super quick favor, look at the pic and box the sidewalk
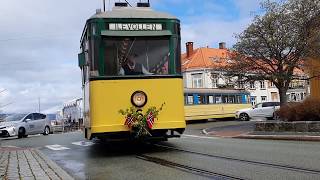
[0,146,73,180]
[236,131,320,141]
[203,121,320,141]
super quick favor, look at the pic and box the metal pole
[38,97,41,113]
[103,0,106,12]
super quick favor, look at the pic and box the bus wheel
[239,113,249,121]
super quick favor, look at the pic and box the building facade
[182,42,310,105]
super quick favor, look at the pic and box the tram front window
[101,37,172,76]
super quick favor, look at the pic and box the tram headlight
[131,91,147,108]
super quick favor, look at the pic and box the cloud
[181,17,252,50]
[0,0,262,113]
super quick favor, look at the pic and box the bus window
[187,96,193,105]
[215,95,222,104]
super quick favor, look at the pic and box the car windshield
[5,114,27,122]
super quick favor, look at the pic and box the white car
[235,102,280,121]
[0,113,51,138]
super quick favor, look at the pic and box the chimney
[219,42,226,49]
[186,42,194,57]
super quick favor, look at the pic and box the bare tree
[228,0,320,105]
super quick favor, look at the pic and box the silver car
[235,102,280,121]
[0,113,51,138]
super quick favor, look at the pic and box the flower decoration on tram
[119,103,165,138]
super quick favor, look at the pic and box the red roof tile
[181,47,229,71]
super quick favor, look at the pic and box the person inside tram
[119,54,152,75]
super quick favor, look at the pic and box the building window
[261,96,267,102]
[260,81,265,89]
[192,74,203,88]
[212,78,218,88]
[270,81,276,88]
[250,81,255,89]
[251,96,256,106]
[238,81,244,89]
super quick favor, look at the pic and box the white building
[181,42,310,105]
[62,98,83,124]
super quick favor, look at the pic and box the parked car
[0,113,51,138]
[235,102,280,121]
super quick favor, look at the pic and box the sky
[0,0,264,113]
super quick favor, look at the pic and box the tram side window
[91,38,99,76]
[222,95,228,103]
[215,95,222,104]
[198,95,205,104]
[187,96,194,105]
[173,37,181,74]
[208,95,215,104]
[236,95,242,104]
[228,95,235,104]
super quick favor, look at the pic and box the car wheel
[43,126,50,135]
[239,113,249,121]
[18,128,26,139]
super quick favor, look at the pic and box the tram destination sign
[109,23,162,31]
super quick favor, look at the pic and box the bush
[276,98,320,121]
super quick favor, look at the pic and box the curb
[234,135,320,142]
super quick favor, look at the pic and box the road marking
[182,134,220,140]
[71,141,94,147]
[45,144,70,151]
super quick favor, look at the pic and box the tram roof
[89,7,177,20]
[184,88,250,95]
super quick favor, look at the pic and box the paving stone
[0,149,73,180]
[21,176,36,180]
[35,175,50,180]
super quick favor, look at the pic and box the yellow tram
[78,2,186,140]
[184,88,251,121]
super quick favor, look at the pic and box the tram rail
[136,154,247,180]
[151,143,320,175]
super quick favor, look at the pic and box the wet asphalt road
[1,121,320,180]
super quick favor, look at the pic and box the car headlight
[131,91,147,108]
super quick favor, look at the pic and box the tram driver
[119,54,152,75]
